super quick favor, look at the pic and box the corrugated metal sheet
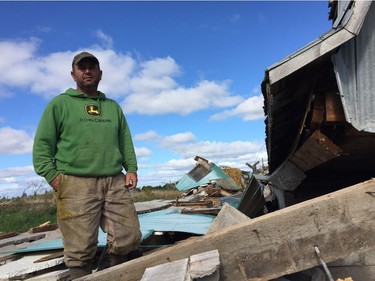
[332,3,375,132]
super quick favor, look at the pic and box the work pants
[54,173,141,268]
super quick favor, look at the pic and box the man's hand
[125,172,138,190]
[49,174,61,191]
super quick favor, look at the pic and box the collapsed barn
[262,0,375,208]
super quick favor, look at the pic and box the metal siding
[356,2,375,132]
[333,0,352,28]
[332,3,375,133]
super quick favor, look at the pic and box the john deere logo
[85,104,101,116]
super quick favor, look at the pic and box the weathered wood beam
[269,160,306,191]
[0,232,17,240]
[79,179,375,281]
[290,130,343,172]
[28,224,58,234]
[0,233,45,248]
[140,258,189,281]
[310,93,325,132]
[325,91,345,123]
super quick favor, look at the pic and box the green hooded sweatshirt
[33,88,137,183]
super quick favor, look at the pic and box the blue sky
[0,1,332,198]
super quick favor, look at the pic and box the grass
[0,194,57,233]
[0,186,183,234]
[131,189,183,202]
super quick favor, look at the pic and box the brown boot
[97,244,128,271]
[97,244,143,271]
[69,265,92,280]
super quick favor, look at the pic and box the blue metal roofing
[138,208,214,235]
[2,209,215,254]
[176,162,240,191]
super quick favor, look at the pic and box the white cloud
[137,158,197,187]
[135,131,196,146]
[135,130,266,167]
[95,29,113,49]
[0,165,35,178]
[123,80,244,115]
[0,32,268,195]
[164,132,196,144]
[133,130,267,187]
[95,49,136,97]
[0,127,34,154]
[0,36,247,117]
[136,146,268,188]
[209,94,264,121]
[134,130,161,141]
[0,179,49,198]
[135,146,152,157]
[0,166,44,198]
[171,140,265,161]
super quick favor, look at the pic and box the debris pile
[0,155,267,280]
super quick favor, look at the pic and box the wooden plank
[27,268,70,281]
[141,250,220,281]
[134,200,172,214]
[180,208,220,215]
[268,0,371,84]
[174,201,213,208]
[0,253,22,264]
[189,249,220,281]
[269,160,306,191]
[0,253,64,280]
[0,233,46,248]
[344,0,372,35]
[0,232,18,240]
[207,203,250,234]
[140,258,189,281]
[29,224,58,234]
[268,28,354,84]
[78,179,375,281]
[34,251,64,263]
[310,93,325,132]
[325,91,345,123]
[290,130,343,172]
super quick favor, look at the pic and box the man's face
[71,59,102,90]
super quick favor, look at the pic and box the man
[33,52,142,279]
